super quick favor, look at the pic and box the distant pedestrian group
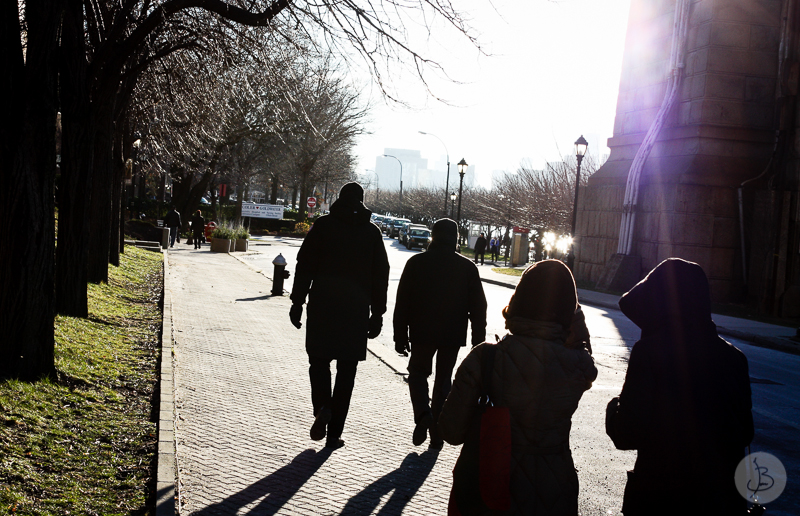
[287,182,754,515]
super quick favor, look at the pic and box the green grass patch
[0,246,163,515]
[491,267,523,277]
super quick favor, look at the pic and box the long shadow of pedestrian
[339,450,440,515]
[190,448,332,515]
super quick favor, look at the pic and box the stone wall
[576,0,781,301]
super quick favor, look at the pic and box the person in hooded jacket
[439,259,597,515]
[394,218,487,449]
[605,258,753,515]
[289,182,390,449]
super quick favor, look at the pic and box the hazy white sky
[351,0,632,188]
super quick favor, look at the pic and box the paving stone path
[168,246,460,515]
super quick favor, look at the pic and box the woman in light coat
[439,260,597,515]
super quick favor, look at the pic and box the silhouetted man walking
[394,218,487,448]
[289,182,390,449]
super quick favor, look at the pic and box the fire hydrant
[271,254,290,295]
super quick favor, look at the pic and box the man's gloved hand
[367,314,382,339]
[395,339,410,357]
[289,304,303,329]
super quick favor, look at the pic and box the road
[243,234,798,515]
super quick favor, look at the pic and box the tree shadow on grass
[338,450,440,515]
[190,448,331,515]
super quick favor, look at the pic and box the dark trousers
[474,252,485,265]
[490,247,499,262]
[308,356,358,440]
[407,344,460,441]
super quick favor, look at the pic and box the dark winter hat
[338,182,364,203]
[431,218,458,249]
[502,259,577,328]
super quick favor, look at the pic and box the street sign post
[307,197,316,208]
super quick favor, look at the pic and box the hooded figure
[393,218,487,448]
[606,258,753,515]
[289,182,390,449]
[439,260,597,515]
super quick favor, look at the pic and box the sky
[350,0,632,188]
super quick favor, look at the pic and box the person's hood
[618,257,714,336]
[428,218,458,252]
[329,182,371,224]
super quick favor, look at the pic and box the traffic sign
[307,197,317,208]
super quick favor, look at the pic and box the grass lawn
[0,246,163,515]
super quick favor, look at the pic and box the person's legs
[169,227,177,247]
[326,359,358,442]
[407,344,436,422]
[308,356,332,417]
[429,346,460,446]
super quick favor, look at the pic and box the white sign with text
[241,204,285,220]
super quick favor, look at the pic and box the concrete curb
[480,276,800,356]
[156,251,176,515]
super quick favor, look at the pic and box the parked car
[380,216,395,235]
[372,214,387,228]
[389,218,411,238]
[406,227,431,250]
[399,223,427,246]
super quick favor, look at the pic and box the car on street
[388,218,411,238]
[380,216,395,235]
[399,222,426,246]
[372,214,387,228]
[406,226,431,250]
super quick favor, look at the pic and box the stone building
[576,0,800,316]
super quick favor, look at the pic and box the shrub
[210,226,235,239]
[233,226,250,240]
[293,222,311,236]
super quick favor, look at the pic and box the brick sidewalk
[168,245,459,515]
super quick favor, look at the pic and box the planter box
[235,239,248,252]
[210,238,232,253]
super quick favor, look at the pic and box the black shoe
[413,412,433,446]
[325,438,345,449]
[310,407,332,441]
[428,438,444,450]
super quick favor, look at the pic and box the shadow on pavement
[190,448,331,515]
[338,450,440,515]
[235,295,274,302]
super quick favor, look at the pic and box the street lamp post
[450,192,456,218]
[383,154,403,204]
[568,135,589,272]
[456,158,468,247]
[419,131,450,216]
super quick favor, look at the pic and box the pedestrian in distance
[605,258,753,516]
[439,259,597,515]
[191,210,205,249]
[489,235,500,263]
[289,182,390,450]
[164,205,182,248]
[393,218,487,449]
[474,232,487,265]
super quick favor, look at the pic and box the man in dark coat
[190,210,205,249]
[605,258,753,515]
[289,182,390,449]
[164,206,182,248]
[473,232,487,265]
[394,218,487,448]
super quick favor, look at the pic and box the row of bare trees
[1,0,478,380]
[365,153,605,239]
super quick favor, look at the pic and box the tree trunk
[87,105,115,283]
[0,0,62,380]
[270,175,279,204]
[55,0,93,317]
[109,130,124,267]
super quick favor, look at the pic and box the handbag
[449,344,512,515]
